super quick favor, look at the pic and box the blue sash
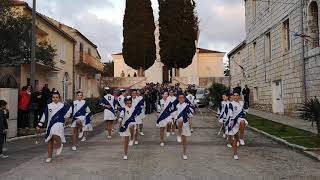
[157,102,173,124]
[171,98,179,113]
[71,103,88,123]
[45,105,68,139]
[85,112,92,125]
[119,109,138,133]
[100,97,115,114]
[134,99,144,116]
[176,105,192,123]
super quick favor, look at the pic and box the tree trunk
[138,67,144,77]
[316,118,320,136]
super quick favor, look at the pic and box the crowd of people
[18,84,55,130]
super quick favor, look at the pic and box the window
[265,32,271,61]
[88,48,91,56]
[308,1,319,48]
[253,87,259,101]
[237,52,241,74]
[282,19,290,52]
[252,0,257,20]
[252,42,257,68]
[59,42,66,62]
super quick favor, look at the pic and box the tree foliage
[209,83,229,108]
[0,0,56,67]
[122,0,156,71]
[102,61,114,77]
[158,0,199,68]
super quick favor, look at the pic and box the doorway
[272,80,284,114]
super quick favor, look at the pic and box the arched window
[308,1,319,48]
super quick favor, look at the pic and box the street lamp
[30,0,36,92]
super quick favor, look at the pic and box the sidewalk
[249,109,317,134]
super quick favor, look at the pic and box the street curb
[207,108,320,161]
[7,112,103,142]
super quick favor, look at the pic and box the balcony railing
[75,51,104,72]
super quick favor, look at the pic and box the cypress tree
[158,0,199,69]
[122,0,156,75]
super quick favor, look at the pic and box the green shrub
[208,83,229,108]
[298,97,320,135]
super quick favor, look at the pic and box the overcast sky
[25,0,246,62]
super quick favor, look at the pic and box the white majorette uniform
[132,96,144,125]
[119,105,137,137]
[174,102,193,136]
[38,102,69,143]
[217,101,232,124]
[186,94,196,113]
[117,94,126,110]
[157,98,173,127]
[169,96,178,120]
[225,101,249,136]
[68,100,91,129]
[100,94,117,121]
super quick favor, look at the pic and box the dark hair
[52,90,61,98]
[0,100,7,107]
[22,86,28,91]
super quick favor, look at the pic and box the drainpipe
[72,44,75,98]
[301,0,307,102]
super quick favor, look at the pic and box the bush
[298,97,320,135]
[85,97,104,115]
[208,83,229,108]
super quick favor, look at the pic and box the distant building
[112,22,226,88]
[228,0,320,115]
[1,1,76,100]
[44,17,104,98]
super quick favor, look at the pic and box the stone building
[228,0,320,115]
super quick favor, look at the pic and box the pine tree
[158,0,199,69]
[122,0,156,75]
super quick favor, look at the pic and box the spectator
[233,83,242,95]
[242,85,251,107]
[18,86,31,129]
[0,100,9,159]
[42,84,52,104]
[31,85,44,128]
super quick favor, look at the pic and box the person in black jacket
[0,100,9,159]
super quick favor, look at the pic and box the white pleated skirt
[45,122,66,143]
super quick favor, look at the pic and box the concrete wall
[0,88,18,138]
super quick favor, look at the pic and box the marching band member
[37,91,69,163]
[156,91,173,147]
[129,89,144,145]
[117,89,127,110]
[174,93,193,160]
[186,90,196,133]
[168,90,178,136]
[137,90,146,136]
[217,91,231,139]
[68,90,91,151]
[99,87,118,139]
[225,92,249,160]
[119,96,137,160]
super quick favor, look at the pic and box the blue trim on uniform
[176,105,193,123]
[157,102,173,124]
[99,97,115,114]
[70,103,88,123]
[45,105,69,139]
[119,108,138,133]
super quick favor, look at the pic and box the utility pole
[30,0,36,91]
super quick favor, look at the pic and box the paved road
[1,109,320,180]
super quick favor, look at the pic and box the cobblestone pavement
[0,109,320,180]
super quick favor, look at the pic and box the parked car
[195,88,208,107]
